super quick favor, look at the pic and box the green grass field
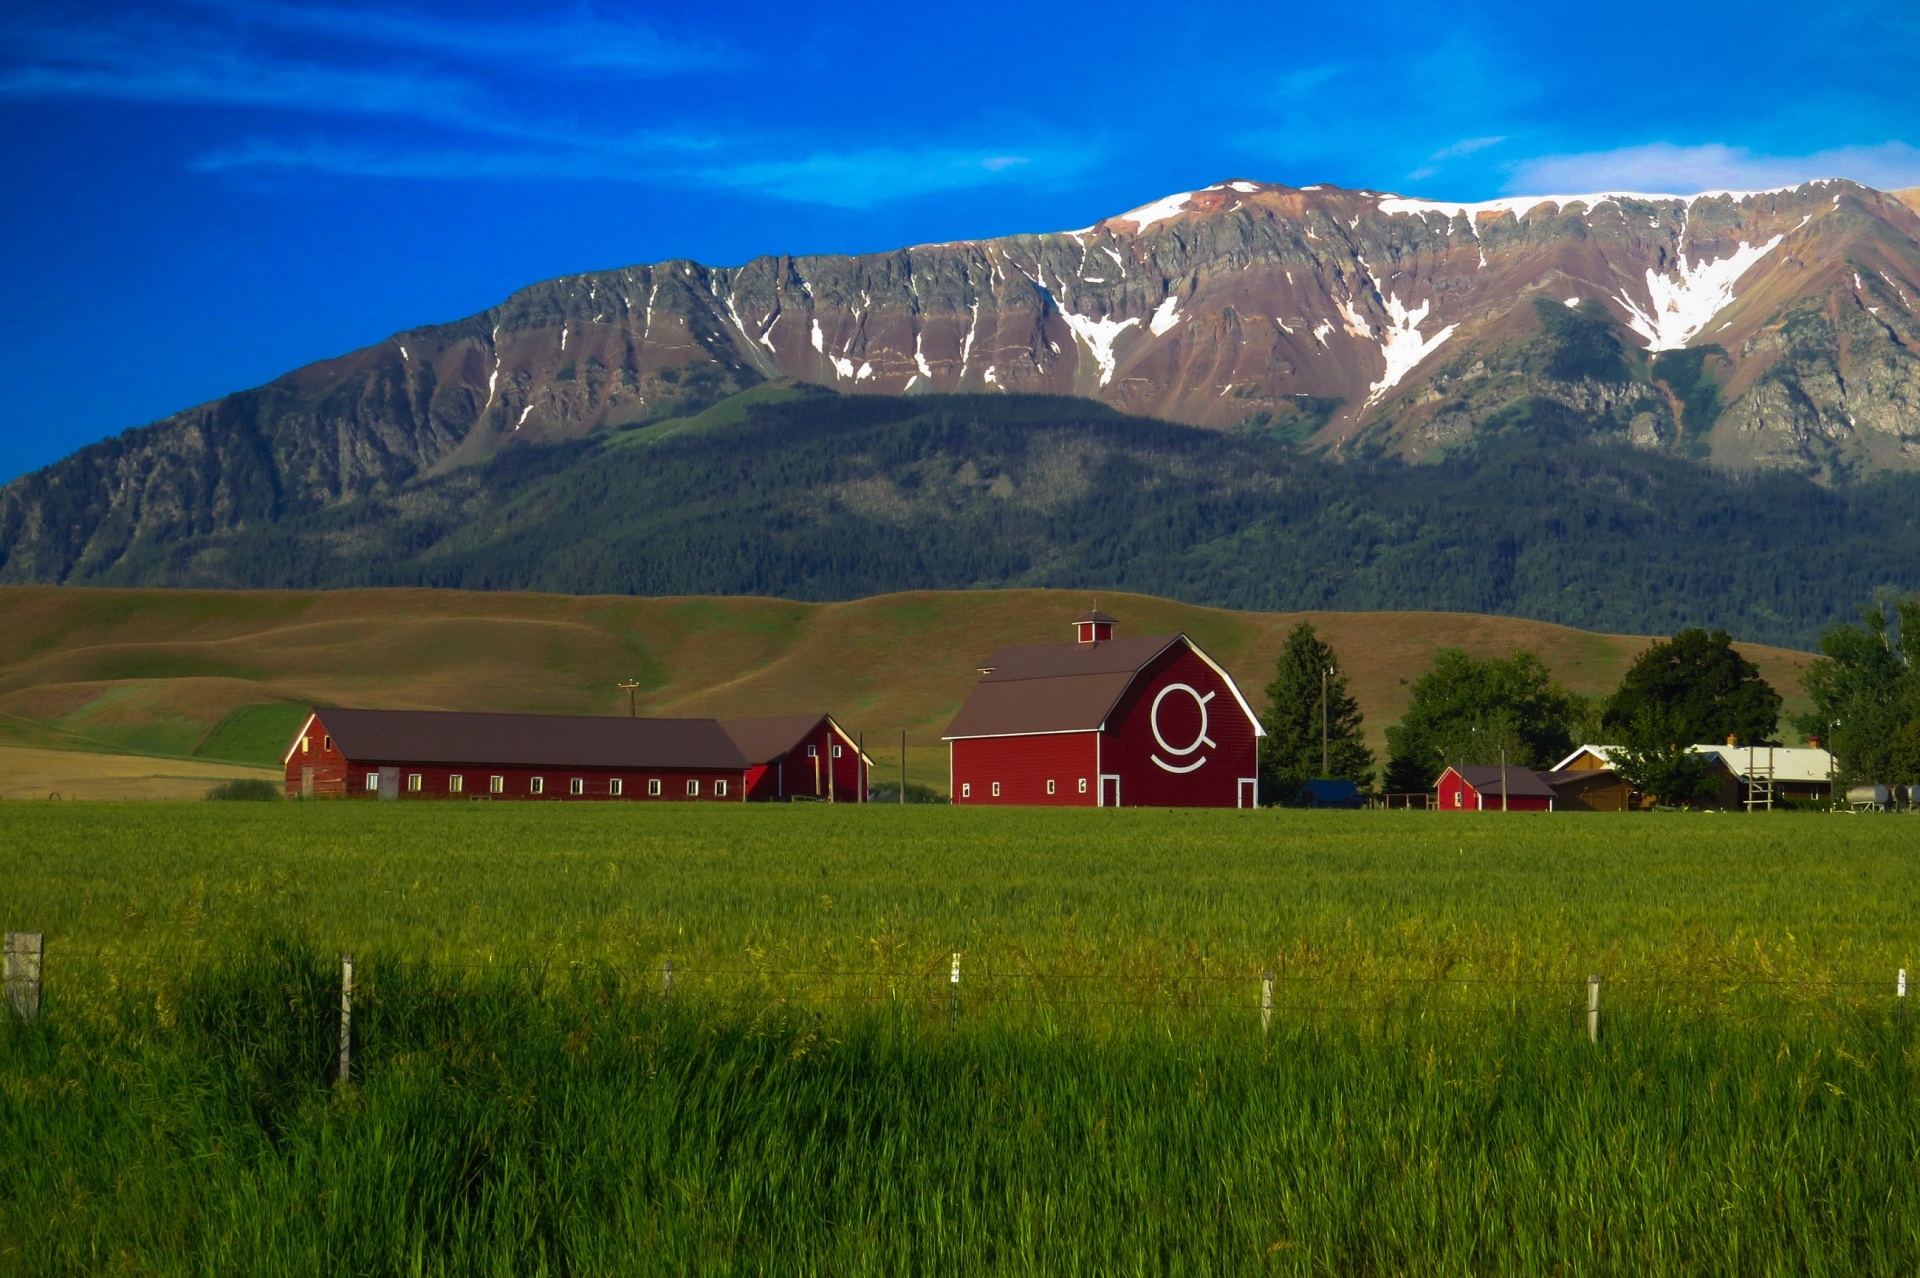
[7,804,1920,1273]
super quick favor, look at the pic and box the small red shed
[1436,765,1557,812]
[944,611,1263,808]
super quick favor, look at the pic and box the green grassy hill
[0,585,1818,790]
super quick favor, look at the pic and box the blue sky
[3,0,1918,482]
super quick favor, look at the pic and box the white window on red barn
[365,773,378,790]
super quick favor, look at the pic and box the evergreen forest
[52,390,1920,649]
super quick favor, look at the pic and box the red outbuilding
[1436,765,1557,812]
[283,707,868,801]
[944,611,1264,808]
[722,714,870,801]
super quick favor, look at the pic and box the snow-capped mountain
[5,178,1920,586]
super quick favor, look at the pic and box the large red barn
[283,708,869,801]
[944,611,1263,808]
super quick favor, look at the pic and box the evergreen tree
[1384,649,1586,792]
[1601,628,1781,746]
[1258,622,1373,803]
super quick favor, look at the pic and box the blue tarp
[1296,779,1363,808]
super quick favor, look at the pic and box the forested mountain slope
[13,390,1917,649]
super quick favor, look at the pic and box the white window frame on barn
[407,774,421,793]
[1078,778,1088,794]
[1047,780,1056,795]
[365,772,378,791]
[450,774,464,794]
[530,777,544,795]
[961,783,971,798]
[715,780,728,797]
[569,778,584,796]
[686,779,700,796]
[992,781,1001,797]
[833,745,843,758]
[610,778,623,797]
[490,775,504,794]
[323,736,332,752]
[648,779,662,796]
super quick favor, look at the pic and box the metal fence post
[1261,970,1274,1035]
[1586,974,1600,1044]
[337,953,354,1085]
[5,933,42,1023]
[949,952,961,1029]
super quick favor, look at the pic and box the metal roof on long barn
[311,708,750,770]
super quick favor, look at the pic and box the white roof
[1551,743,1834,783]
[1552,745,1620,771]
[1693,745,1835,783]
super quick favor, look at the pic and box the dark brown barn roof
[1541,767,1623,790]
[946,634,1189,739]
[311,708,749,770]
[720,714,828,765]
[1449,765,1558,799]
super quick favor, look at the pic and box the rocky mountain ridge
[5,178,1920,584]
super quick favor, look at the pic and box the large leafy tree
[1258,622,1374,803]
[1796,597,1920,784]
[1383,649,1587,792]
[1601,628,1781,746]
[1607,707,1725,807]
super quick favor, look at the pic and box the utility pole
[1501,747,1509,813]
[1320,666,1332,777]
[618,679,641,717]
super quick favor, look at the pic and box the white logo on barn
[1150,683,1215,773]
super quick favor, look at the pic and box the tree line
[1257,593,1920,805]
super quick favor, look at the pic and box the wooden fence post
[949,952,960,1029]
[337,953,354,1085]
[5,933,42,1023]
[1586,974,1600,1044]
[1261,970,1273,1035]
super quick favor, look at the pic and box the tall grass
[6,938,1920,1275]
[8,804,1920,1271]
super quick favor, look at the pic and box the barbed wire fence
[9,929,1916,1084]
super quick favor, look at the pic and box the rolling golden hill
[0,586,1818,792]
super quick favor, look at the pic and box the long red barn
[944,611,1264,808]
[284,708,868,801]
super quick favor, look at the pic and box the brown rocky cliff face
[6,179,1920,582]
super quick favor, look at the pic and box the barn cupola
[1073,609,1118,645]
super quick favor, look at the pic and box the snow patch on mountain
[1116,191,1194,231]
[1617,234,1785,351]
[1059,310,1141,386]
[811,319,826,353]
[1149,296,1183,336]
[1366,296,1458,406]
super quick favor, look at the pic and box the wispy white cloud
[1431,135,1505,161]
[191,0,728,76]
[1503,141,1920,194]
[0,18,491,124]
[191,137,1088,208]
[0,7,1085,207]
